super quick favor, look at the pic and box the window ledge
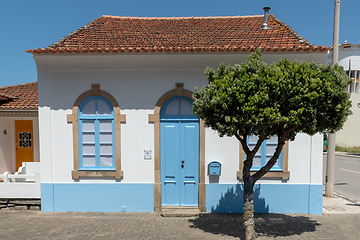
[237,170,290,180]
[72,170,123,179]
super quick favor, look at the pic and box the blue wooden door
[160,97,199,206]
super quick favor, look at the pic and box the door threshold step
[161,207,201,217]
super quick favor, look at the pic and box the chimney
[262,7,271,29]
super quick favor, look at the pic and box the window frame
[78,96,116,171]
[67,84,126,179]
[237,139,289,180]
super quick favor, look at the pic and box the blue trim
[206,184,323,214]
[41,183,154,212]
[78,96,116,170]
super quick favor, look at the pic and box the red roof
[0,82,38,110]
[27,14,329,54]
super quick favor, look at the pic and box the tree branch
[251,140,285,184]
[251,125,298,184]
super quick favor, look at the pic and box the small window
[78,97,115,170]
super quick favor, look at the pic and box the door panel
[15,120,34,171]
[180,123,199,206]
[161,123,179,205]
[161,121,199,206]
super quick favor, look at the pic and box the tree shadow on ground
[189,184,320,239]
[189,213,320,240]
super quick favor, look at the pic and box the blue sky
[1,0,359,87]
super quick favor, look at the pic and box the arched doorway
[160,96,199,206]
[149,83,206,212]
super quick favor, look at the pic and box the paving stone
[0,211,358,239]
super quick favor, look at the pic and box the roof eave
[26,46,331,54]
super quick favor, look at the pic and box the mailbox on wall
[208,161,221,176]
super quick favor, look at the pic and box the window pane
[100,144,112,155]
[82,99,96,115]
[99,121,112,132]
[165,99,179,115]
[249,144,261,154]
[83,144,95,155]
[266,144,277,155]
[267,136,278,143]
[253,156,261,167]
[82,121,95,132]
[100,132,112,143]
[180,100,193,115]
[97,99,112,115]
[83,133,95,143]
[266,156,279,167]
[83,156,96,167]
[100,156,113,167]
[248,135,258,143]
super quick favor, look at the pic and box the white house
[328,42,360,148]
[0,82,40,199]
[27,12,329,214]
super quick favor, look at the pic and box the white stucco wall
[336,93,360,147]
[0,117,39,173]
[35,51,327,184]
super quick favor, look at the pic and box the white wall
[0,117,39,173]
[35,52,327,184]
[287,133,323,184]
[337,93,360,147]
[328,47,360,71]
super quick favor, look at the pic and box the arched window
[78,96,115,170]
[160,96,198,120]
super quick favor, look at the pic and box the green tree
[193,50,352,240]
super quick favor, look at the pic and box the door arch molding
[149,83,206,212]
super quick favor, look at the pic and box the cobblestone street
[0,210,359,240]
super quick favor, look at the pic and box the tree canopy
[193,50,352,146]
[192,50,352,240]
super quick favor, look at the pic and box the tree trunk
[243,175,256,240]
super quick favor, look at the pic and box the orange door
[15,120,34,171]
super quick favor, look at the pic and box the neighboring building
[328,42,360,147]
[0,82,39,173]
[0,82,40,199]
[27,12,329,214]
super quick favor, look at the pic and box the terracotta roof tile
[27,14,330,54]
[0,82,38,110]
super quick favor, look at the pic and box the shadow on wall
[211,184,269,213]
[189,213,320,240]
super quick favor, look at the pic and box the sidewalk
[0,194,359,240]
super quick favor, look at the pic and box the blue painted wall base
[41,182,322,214]
[206,184,323,214]
[41,183,154,212]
